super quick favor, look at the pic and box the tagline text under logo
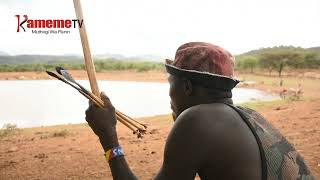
[32,30,71,35]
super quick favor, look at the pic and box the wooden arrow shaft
[73,0,100,97]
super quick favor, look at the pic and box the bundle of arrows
[46,67,147,138]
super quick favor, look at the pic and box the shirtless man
[85,42,314,180]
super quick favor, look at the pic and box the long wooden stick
[73,0,100,97]
[72,1,146,138]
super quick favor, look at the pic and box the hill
[0,54,165,64]
[238,46,320,57]
[0,55,82,64]
[308,47,320,52]
[0,51,9,56]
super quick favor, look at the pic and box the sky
[0,0,319,57]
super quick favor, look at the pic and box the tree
[235,56,259,73]
[259,50,303,77]
[303,52,320,68]
[242,56,259,73]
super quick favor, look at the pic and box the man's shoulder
[178,103,241,123]
[165,103,236,156]
[173,103,243,135]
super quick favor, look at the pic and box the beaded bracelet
[105,146,124,161]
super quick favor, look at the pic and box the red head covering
[165,42,239,90]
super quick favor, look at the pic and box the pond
[0,80,278,128]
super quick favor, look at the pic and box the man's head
[165,42,239,120]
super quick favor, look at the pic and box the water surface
[0,80,278,128]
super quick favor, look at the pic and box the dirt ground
[0,71,319,179]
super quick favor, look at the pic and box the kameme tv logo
[15,15,83,34]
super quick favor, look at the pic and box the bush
[0,123,18,138]
[52,129,70,137]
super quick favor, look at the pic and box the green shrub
[0,123,18,138]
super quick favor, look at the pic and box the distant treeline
[0,55,82,64]
[0,46,319,76]
[235,46,320,77]
[0,59,164,72]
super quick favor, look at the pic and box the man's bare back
[157,102,262,179]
